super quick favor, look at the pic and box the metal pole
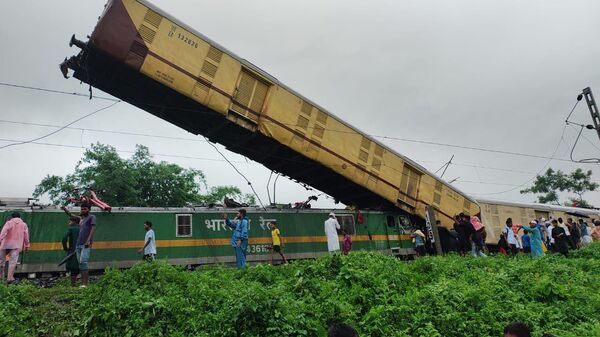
[440,155,454,179]
[582,87,600,142]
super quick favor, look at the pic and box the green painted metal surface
[0,208,413,272]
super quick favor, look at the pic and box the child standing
[342,229,352,255]
[270,222,288,264]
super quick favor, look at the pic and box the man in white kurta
[324,213,341,253]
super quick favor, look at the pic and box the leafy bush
[1,244,599,337]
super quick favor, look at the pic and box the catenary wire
[0,118,570,175]
[469,121,569,196]
[0,100,120,150]
[0,82,119,102]
[0,81,583,163]
[4,82,598,196]
[203,136,266,210]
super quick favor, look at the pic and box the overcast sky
[1,0,600,208]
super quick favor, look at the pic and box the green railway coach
[0,207,414,274]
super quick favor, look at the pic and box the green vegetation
[2,245,600,337]
[520,167,598,207]
[32,143,255,207]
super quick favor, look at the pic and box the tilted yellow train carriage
[61,0,480,228]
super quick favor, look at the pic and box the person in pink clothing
[0,212,30,283]
[341,229,352,255]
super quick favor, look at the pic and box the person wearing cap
[324,213,341,254]
[519,220,544,257]
[0,212,30,283]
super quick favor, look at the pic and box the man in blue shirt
[224,209,249,269]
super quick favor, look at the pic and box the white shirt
[547,225,555,244]
[144,229,156,255]
[503,226,517,245]
[558,222,571,236]
[324,218,341,252]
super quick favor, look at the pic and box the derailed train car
[1,207,413,274]
[478,198,600,244]
[61,0,480,230]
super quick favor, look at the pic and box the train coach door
[386,215,402,255]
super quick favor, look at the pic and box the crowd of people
[412,212,600,257]
[498,216,600,257]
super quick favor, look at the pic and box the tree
[520,168,598,208]
[567,168,599,207]
[33,143,252,207]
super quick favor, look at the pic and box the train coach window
[386,215,396,227]
[176,214,192,237]
[337,215,356,235]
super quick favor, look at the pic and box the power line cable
[471,117,570,196]
[0,137,248,164]
[564,94,600,163]
[203,136,266,209]
[0,118,567,175]
[0,82,119,102]
[0,119,206,143]
[5,82,599,195]
[0,81,583,163]
[0,101,120,151]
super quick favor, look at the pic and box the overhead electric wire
[0,119,206,143]
[470,113,571,196]
[0,100,120,150]
[203,136,266,210]
[0,118,558,175]
[0,81,583,164]
[568,124,600,164]
[0,82,119,102]
[564,95,600,163]
[3,116,582,183]
[0,137,247,164]
[4,81,598,197]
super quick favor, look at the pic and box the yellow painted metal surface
[118,0,480,225]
